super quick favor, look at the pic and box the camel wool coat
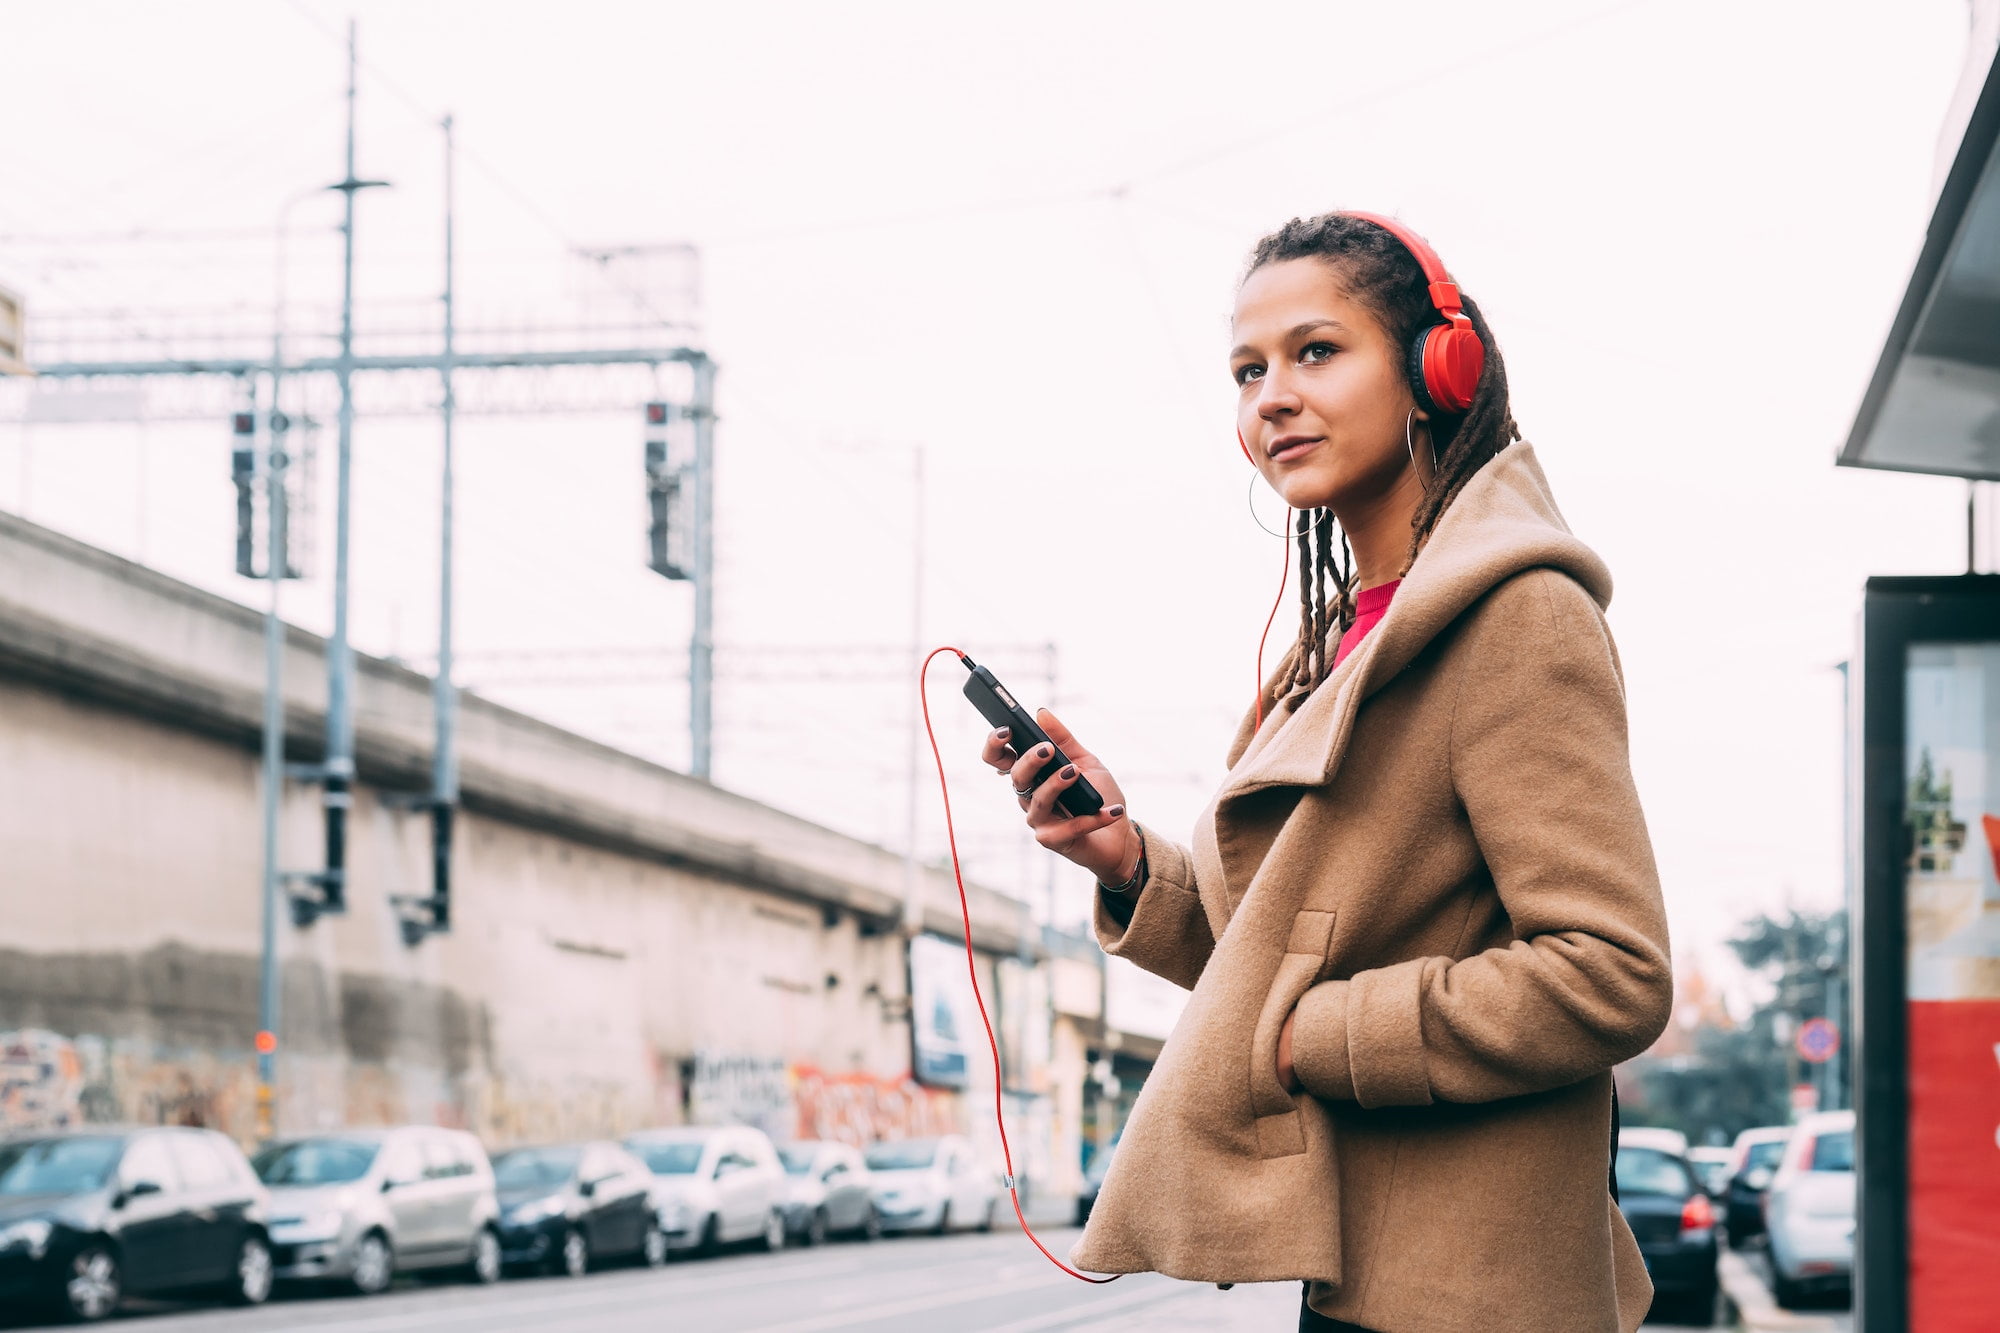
[1070,442,1673,1333]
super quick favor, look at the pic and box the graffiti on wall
[0,1029,85,1131]
[0,1029,247,1135]
[790,1064,958,1146]
[688,1050,792,1139]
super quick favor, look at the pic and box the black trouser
[1298,1284,1374,1332]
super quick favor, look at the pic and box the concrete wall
[0,511,1092,1189]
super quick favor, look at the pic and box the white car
[1619,1126,1691,1158]
[623,1126,787,1256]
[864,1135,1000,1235]
[1762,1110,1854,1308]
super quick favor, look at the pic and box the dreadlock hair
[1246,212,1521,705]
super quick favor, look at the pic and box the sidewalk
[1719,1250,1851,1333]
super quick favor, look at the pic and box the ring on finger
[1012,786,1034,799]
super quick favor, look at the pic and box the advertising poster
[1902,643,2000,1330]
[908,933,980,1091]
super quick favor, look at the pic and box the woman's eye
[1300,341,1337,365]
[1233,364,1264,386]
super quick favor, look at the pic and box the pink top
[1333,579,1401,668]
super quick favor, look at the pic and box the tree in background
[1623,908,1848,1147]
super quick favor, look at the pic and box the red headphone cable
[916,644,1120,1284]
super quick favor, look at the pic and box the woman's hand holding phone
[980,708,1137,886]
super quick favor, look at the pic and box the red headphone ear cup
[1418,324,1484,414]
[1237,429,1253,463]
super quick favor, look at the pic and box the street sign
[1797,1016,1840,1064]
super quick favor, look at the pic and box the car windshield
[1615,1147,1692,1198]
[1743,1139,1787,1173]
[864,1140,937,1171]
[1809,1129,1854,1173]
[778,1146,819,1176]
[630,1140,705,1175]
[0,1137,121,1195]
[252,1139,379,1186]
[491,1147,581,1190]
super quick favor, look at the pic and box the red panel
[1907,999,2000,1329]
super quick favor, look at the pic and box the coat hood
[1220,440,1609,802]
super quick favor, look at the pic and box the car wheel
[761,1209,787,1252]
[350,1231,394,1296]
[979,1198,997,1233]
[697,1214,721,1258]
[466,1228,502,1285]
[60,1243,121,1322]
[229,1234,274,1306]
[641,1219,669,1268]
[556,1227,589,1279]
[861,1205,882,1242]
[804,1209,828,1248]
[932,1203,951,1236]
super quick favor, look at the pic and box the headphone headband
[1338,210,1484,415]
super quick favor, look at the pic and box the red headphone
[1235,212,1484,464]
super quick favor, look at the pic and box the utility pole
[320,19,390,920]
[253,371,281,1141]
[419,113,461,944]
[901,445,926,937]
[689,357,717,780]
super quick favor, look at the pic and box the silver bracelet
[1099,823,1148,897]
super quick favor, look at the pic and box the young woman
[979,212,1673,1332]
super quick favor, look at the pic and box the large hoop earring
[1246,470,1298,539]
[1406,408,1430,486]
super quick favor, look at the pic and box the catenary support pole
[690,356,716,780]
[429,114,459,932]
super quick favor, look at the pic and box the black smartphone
[959,654,1104,817]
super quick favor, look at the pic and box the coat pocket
[1247,909,1337,1157]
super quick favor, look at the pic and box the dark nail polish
[1060,765,1076,780]
[996,727,1010,740]
[1038,744,1052,757]
[1106,804,1125,817]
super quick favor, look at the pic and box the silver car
[775,1141,881,1245]
[624,1126,787,1256]
[1763,1110,1855,1308]
[253,1128,501,1294]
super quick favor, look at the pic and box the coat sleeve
[1288,569,1673,1107]
[1092,823,1215,992]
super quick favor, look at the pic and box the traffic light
[231,411,257,578]
[645,401,692,581]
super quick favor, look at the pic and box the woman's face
[1231,257,1426,514]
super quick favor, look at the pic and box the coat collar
[1217,441,1611,802]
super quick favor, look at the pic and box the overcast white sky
[1,0,1988,995]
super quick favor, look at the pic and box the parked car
[625,1125,787,1256]
[253,1126,501,1293]
[1723,1125,1793,1248]
[775,1141,880,1244]
[864,1134,1000,1235]
[0,1126,273,1322]
[1075,1134,1117,1225]
[1763,1110,1855,1308]
[491,1141,664,1277]
[1614,1134,1719,1327]
[1686,1145,1734,1198]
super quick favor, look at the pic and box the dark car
[491,1141,664,1277]
[0,1127,273,1322]
[1723,1126,1791,1249]
[1074,1135,1117,1225]
[1615,1135,1719,1327]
